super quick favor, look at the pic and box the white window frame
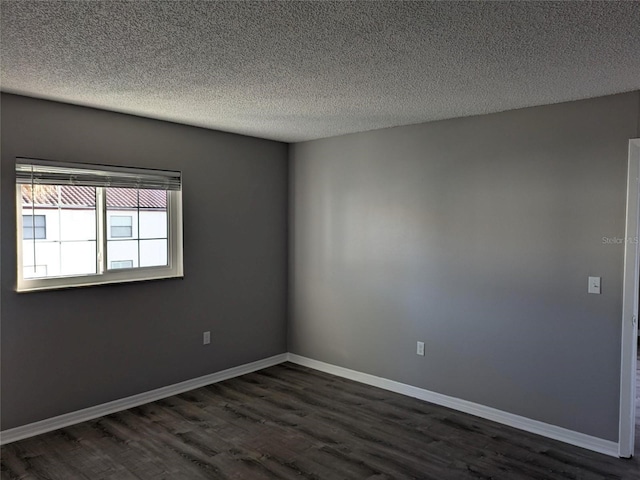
[16,159,183,292]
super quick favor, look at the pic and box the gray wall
[289,92,640,441]
[1,94,288,430]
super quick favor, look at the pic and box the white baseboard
[1,352,620,458]
[0,353,288,445]
[287,353,620,458]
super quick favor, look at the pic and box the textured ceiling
[1,1,639,142]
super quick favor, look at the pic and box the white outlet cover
[588,276,601,294]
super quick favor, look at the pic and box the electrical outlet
[588,276,601,294]
[203,331,211,345]
[417,341,425,356]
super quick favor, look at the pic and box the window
[23,214,46,239]
[110,260,133,269]
[16,159,183,291]
[110,216,132,238]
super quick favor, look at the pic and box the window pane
[106,187,140,268]
[60,241,97,276]
[106,188,168,268]
[107,188,139,247]
[20,185,97,279]
[22,242,58,278]
[107,240,139,269]
[60,186,96,207]
[23,265,48,279]
[106,187,138,208]
[140,190,167,239]
[60,210,96,241]
[140,239,168,267]
[139,210,167,239]
[22,240,97,278]
[139,189,167,209]
[21,184,58,205]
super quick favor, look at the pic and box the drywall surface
[1,94,288,430]
[289,92,640,441]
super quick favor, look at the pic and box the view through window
[21,184,98,278]
[106,188,168,269]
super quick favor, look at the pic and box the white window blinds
[15,158,181,191]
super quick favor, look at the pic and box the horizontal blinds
[16,158,181,191]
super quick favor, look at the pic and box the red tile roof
[21,185,167,209]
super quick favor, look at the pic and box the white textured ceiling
[1,1,639,142]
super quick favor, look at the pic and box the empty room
[1,1,639,479]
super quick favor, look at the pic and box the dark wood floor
[2,362,639,480]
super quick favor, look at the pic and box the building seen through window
[20,185,168,279]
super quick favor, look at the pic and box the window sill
[16,268,184,292]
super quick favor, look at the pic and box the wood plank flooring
[2,361,639,479]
